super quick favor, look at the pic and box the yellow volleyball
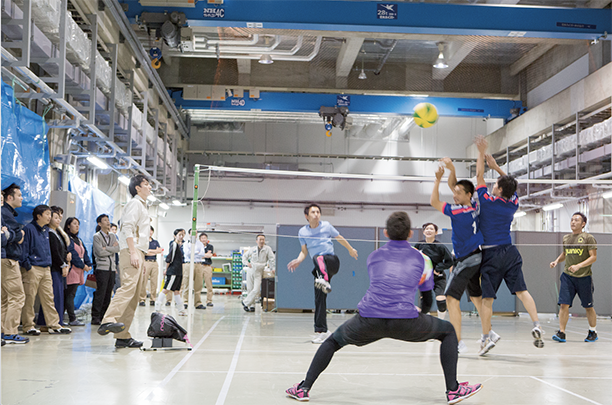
[413,102,439,128]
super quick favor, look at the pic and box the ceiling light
[433,42,448,69]
[147,195,157,202]
[159,203,170,210]
[514,211,526,218]
[259,54,273,64]
[542,203,563,211]
[86,156,109,169]
[602,190,612,199]
[358,69,367,80]
[118,175,130,186]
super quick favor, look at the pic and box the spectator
[97,174,151,349]
[20,205,71,335]
[64,217,92,326]
[242,234,275,312]
[140,226,163,306]
[1,184,29,344]
[91,214,120,325]
[38,206,71,327]
[155,229,186,315]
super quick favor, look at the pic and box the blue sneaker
[1,333,30,344]
[552,330,566,342]
[585,330,598,342]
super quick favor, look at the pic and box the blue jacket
[1,204,24,260]
[1,231,7,259]
[20,221,52,270]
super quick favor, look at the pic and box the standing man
[1,184,29,344]
[550,213,598,343]
[97,174,151,348]
[197,232,214,308]
[91,214,120,325]
[474,136,544,355]
[20,205,71,335]
[430,164,484,354]
[180,229,194,308]
[242,234,276,312]
[288,204,358,344]
[140,226,163,306]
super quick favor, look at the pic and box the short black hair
[32,205,51,221]
[50,205,63,215]
[256,234,265,240]
[199,232,208,238]
[497,175,518,199]
[150,225,155,232]
[129,174,149,197]
[304,203,321,216]
[95,225,101,233]
[386,211,411,241]
[2,183,20,200]
[96,214,109,224]
[456,180,475,197]
[422,222,438,232]
[174,228,185,236]
[572,212,587,225]
[110,223,117,228]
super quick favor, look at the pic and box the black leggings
[64,284,79,322]
[302,314,459,392]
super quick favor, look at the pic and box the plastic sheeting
[1,81,50,223]
[68,175,115,309]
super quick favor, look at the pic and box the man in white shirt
[183,232,212,309]
[242,234,275,312]
[97,175,151,348]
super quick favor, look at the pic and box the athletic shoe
[489,329,501,344]
[195,304,206,310]
[178,310,188,316]
[478,337,495,356]
[49,327,72,334]
[115,338,143,348]
[207,302,214,307]
[447,381,482,404]
[97,322,125,336]
[457,340,468,354]
[286,381,309,401]
[585,330,598,342]
[311,331,332,344]
[532,326,545,348]
[2,334,29,344]
[139,302,145,307]
[25,328,41,336]
[69,320,85,326]
[249,307,255,312]
[241,300,250,312]
[165,302,171,306]
[314,277,332,294]
[552,330,566,343]
[150,301,155,306]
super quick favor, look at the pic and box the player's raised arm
[430,166,445,213]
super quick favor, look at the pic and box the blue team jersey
[443,201,483,259]
[298,221,340,258]
[476,185,518,246]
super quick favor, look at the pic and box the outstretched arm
[475,135,487,187]
[440,157,457,191]
[486,154,506,177]
[430,166,446,213]
[335,235,358,259]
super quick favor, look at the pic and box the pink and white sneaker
[286,381,310,401]
[447,381,482,404]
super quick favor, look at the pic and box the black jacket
[1,204,23,260]
[413,240,453,275]
[49,229,69,273]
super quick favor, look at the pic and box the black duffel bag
[147,312,188,342]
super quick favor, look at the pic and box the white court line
[215,318,250,405]
[138,316,225,402]
[530,376,603,405]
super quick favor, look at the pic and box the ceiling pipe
[373,39,398,75]
[196,35,285,53]
[201,34,259,46]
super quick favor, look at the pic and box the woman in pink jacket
[64,217,92,326]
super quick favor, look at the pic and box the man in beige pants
[1,184,29,344]
[20,205,71,335]
[139,226,163,306]
[183,232,214,309]
[98,174,151,348]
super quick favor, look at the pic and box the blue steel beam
[175,91,521,120]
[121,1,610,40]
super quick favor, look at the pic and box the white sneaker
[532,326,545,348]
[314,277,332,294]
[478,337,495,356]
[437,310,447,320]
[312,331,332,344]
[457,340,468,354]
[489,329,501,344]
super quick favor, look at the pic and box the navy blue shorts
[480,244,528,299]
[558,272,594,308]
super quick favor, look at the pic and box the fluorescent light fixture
[602,190,612,199]
[147,195,157,202]
[408,94,429,98]
[159,203,170,210]
[514,211,527,218]
[542,203,563,211]
[358,69,367,80]
[118,175,130,186]
[258,54,273,64]
[433,42,448,69]
[86,156,109,169]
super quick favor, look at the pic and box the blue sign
[203,7,225,18]
[337,95,351,107]
[377,4,398,20]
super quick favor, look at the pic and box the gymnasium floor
[3,294,610,405]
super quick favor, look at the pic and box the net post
[187,164,201,344]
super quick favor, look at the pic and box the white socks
[437,310,447,320]
[155,294,166,311]
[174,294,184,309]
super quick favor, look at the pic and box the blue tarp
[68,175,115,309]
[1,81,50,222]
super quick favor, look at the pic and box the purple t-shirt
[358,240,432,319]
